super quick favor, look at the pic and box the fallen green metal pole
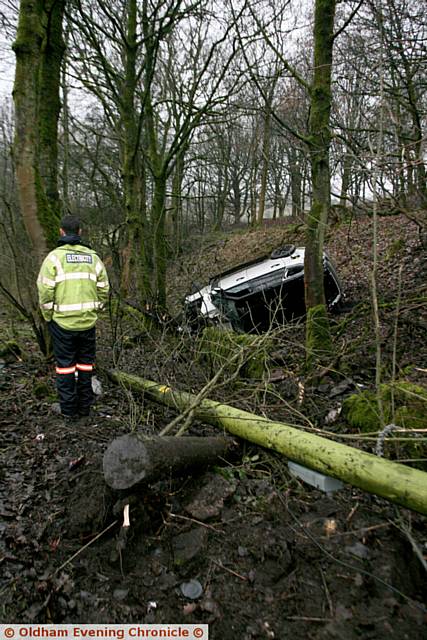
[109,370,427,516]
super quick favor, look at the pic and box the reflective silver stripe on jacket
[53,301,101,312]
[48,253,65,275]
[96,281,108,288]
[55,272,97,283]
[41,302,54,310]
[38,276,56,287]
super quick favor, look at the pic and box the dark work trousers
[48,321,96,417]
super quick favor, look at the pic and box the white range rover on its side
[184,244,343,332]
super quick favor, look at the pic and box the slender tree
[303,0,336,367]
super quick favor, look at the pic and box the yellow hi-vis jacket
[37,243,110,330]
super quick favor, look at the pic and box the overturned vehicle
[184,244,343,333]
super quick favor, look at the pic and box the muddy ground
[1,215,426,638]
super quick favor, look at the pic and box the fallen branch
[108,370,427,516]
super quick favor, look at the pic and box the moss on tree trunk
[37,0,64,242]
[120,0,152,303]
[13,0,65,255]
[305,304,333,371]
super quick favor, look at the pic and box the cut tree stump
[103,434,235,490]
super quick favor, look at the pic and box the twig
[168,511,225,534]
[53,520,118,575]
[391,512,427,574]
[391,264,403,421]
[320,522,390,539]
[368,17,386,430]
[212,559,248,581]
[285,616,333,622]
[175,407,196,437]
[346,503,359,522]
[320,567,334,617]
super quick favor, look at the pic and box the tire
[270,244,296,259]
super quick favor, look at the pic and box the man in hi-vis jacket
[37,216,109,422]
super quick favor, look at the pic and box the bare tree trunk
[249,119,260,227]
[38,1,64,231]
[120,0,152,302]
[279,182,291,218]
[289,148,302,217]
[339,152,352,209]
[304,0,336,370]
[13,0,65,260]
[412,122,427,205]
[152,174,168,309]
[257,87,274,225]
[213,166,229,231]
[61,22,70,211]
[170,151,185,249]
[231,175,241,223]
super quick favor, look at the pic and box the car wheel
[270,244,296,259]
